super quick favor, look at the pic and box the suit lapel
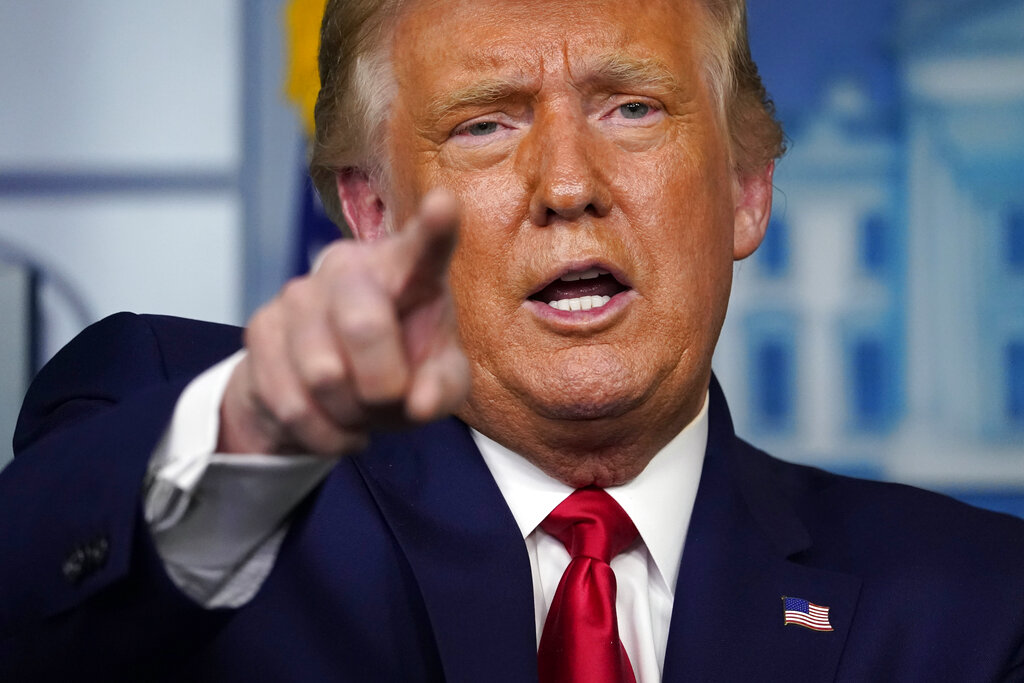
[354,419,539,683]
[662,379,862,683]
[351,380,863,682]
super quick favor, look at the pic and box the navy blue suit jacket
[1,313,1023,682]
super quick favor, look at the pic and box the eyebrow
[423,53,684,125]
[576,53,683,96]
[426,76,535,124]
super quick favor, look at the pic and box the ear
[336,169,389,242]
[732,160,775,260]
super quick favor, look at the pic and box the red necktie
[537,487,639,683]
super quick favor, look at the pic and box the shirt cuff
[145,350,244,530]
[144,350,338,606]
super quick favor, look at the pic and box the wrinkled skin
[222,0,773,489]
[353,0,773,486]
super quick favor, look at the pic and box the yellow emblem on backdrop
[283,0,327,138]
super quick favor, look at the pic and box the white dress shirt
[145,351,338,607]
[472,398,707,683]
[145,354,708,681]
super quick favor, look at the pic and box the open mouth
[528,266,631,312]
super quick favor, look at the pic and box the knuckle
[301,354,348,394]
[245,305,276,343]
[318,241,361,274]
[279,277,313,307]
[269,392,313,433]
[335,305,394,346]
[356,370,406,404]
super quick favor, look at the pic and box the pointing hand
[218,191,470,455]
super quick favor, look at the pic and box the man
[1,0,1022,681]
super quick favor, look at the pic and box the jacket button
[85,536,109,567]
[61,535,109,585]
[62,548,86,584]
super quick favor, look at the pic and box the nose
[524,112,612,226]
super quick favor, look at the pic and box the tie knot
[541,488,638,563]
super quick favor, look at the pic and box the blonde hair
[309,0,785,231]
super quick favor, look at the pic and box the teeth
[547,295,612,311]
[559,268,608,282]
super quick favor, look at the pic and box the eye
[618,102,651,119]
[456,121,500,137]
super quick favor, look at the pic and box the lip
[524,287,638,331]
[526,259,634,299]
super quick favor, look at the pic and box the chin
[556,465,635,489]
[518,355,650,422]
[529,392,638,421]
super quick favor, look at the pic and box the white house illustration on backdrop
[715,0,1024,490]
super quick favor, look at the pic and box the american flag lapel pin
[782,596,834,632]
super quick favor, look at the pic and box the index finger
[385,189,460,310]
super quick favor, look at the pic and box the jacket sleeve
[0,312,243,681]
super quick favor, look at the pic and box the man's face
[381,0,765,477]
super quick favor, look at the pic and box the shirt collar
[472,392,708,593]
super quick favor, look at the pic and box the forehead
[390,0,705,93]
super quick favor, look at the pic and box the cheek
[447,175,520,283]
[436,160,527,230]
[448,236,486,310]
[384,117,434,223]
[615,139,735,342]
[447,222,510,347]
[439,167,528,306]
[447,250,486,363]
[618,144,733,263]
